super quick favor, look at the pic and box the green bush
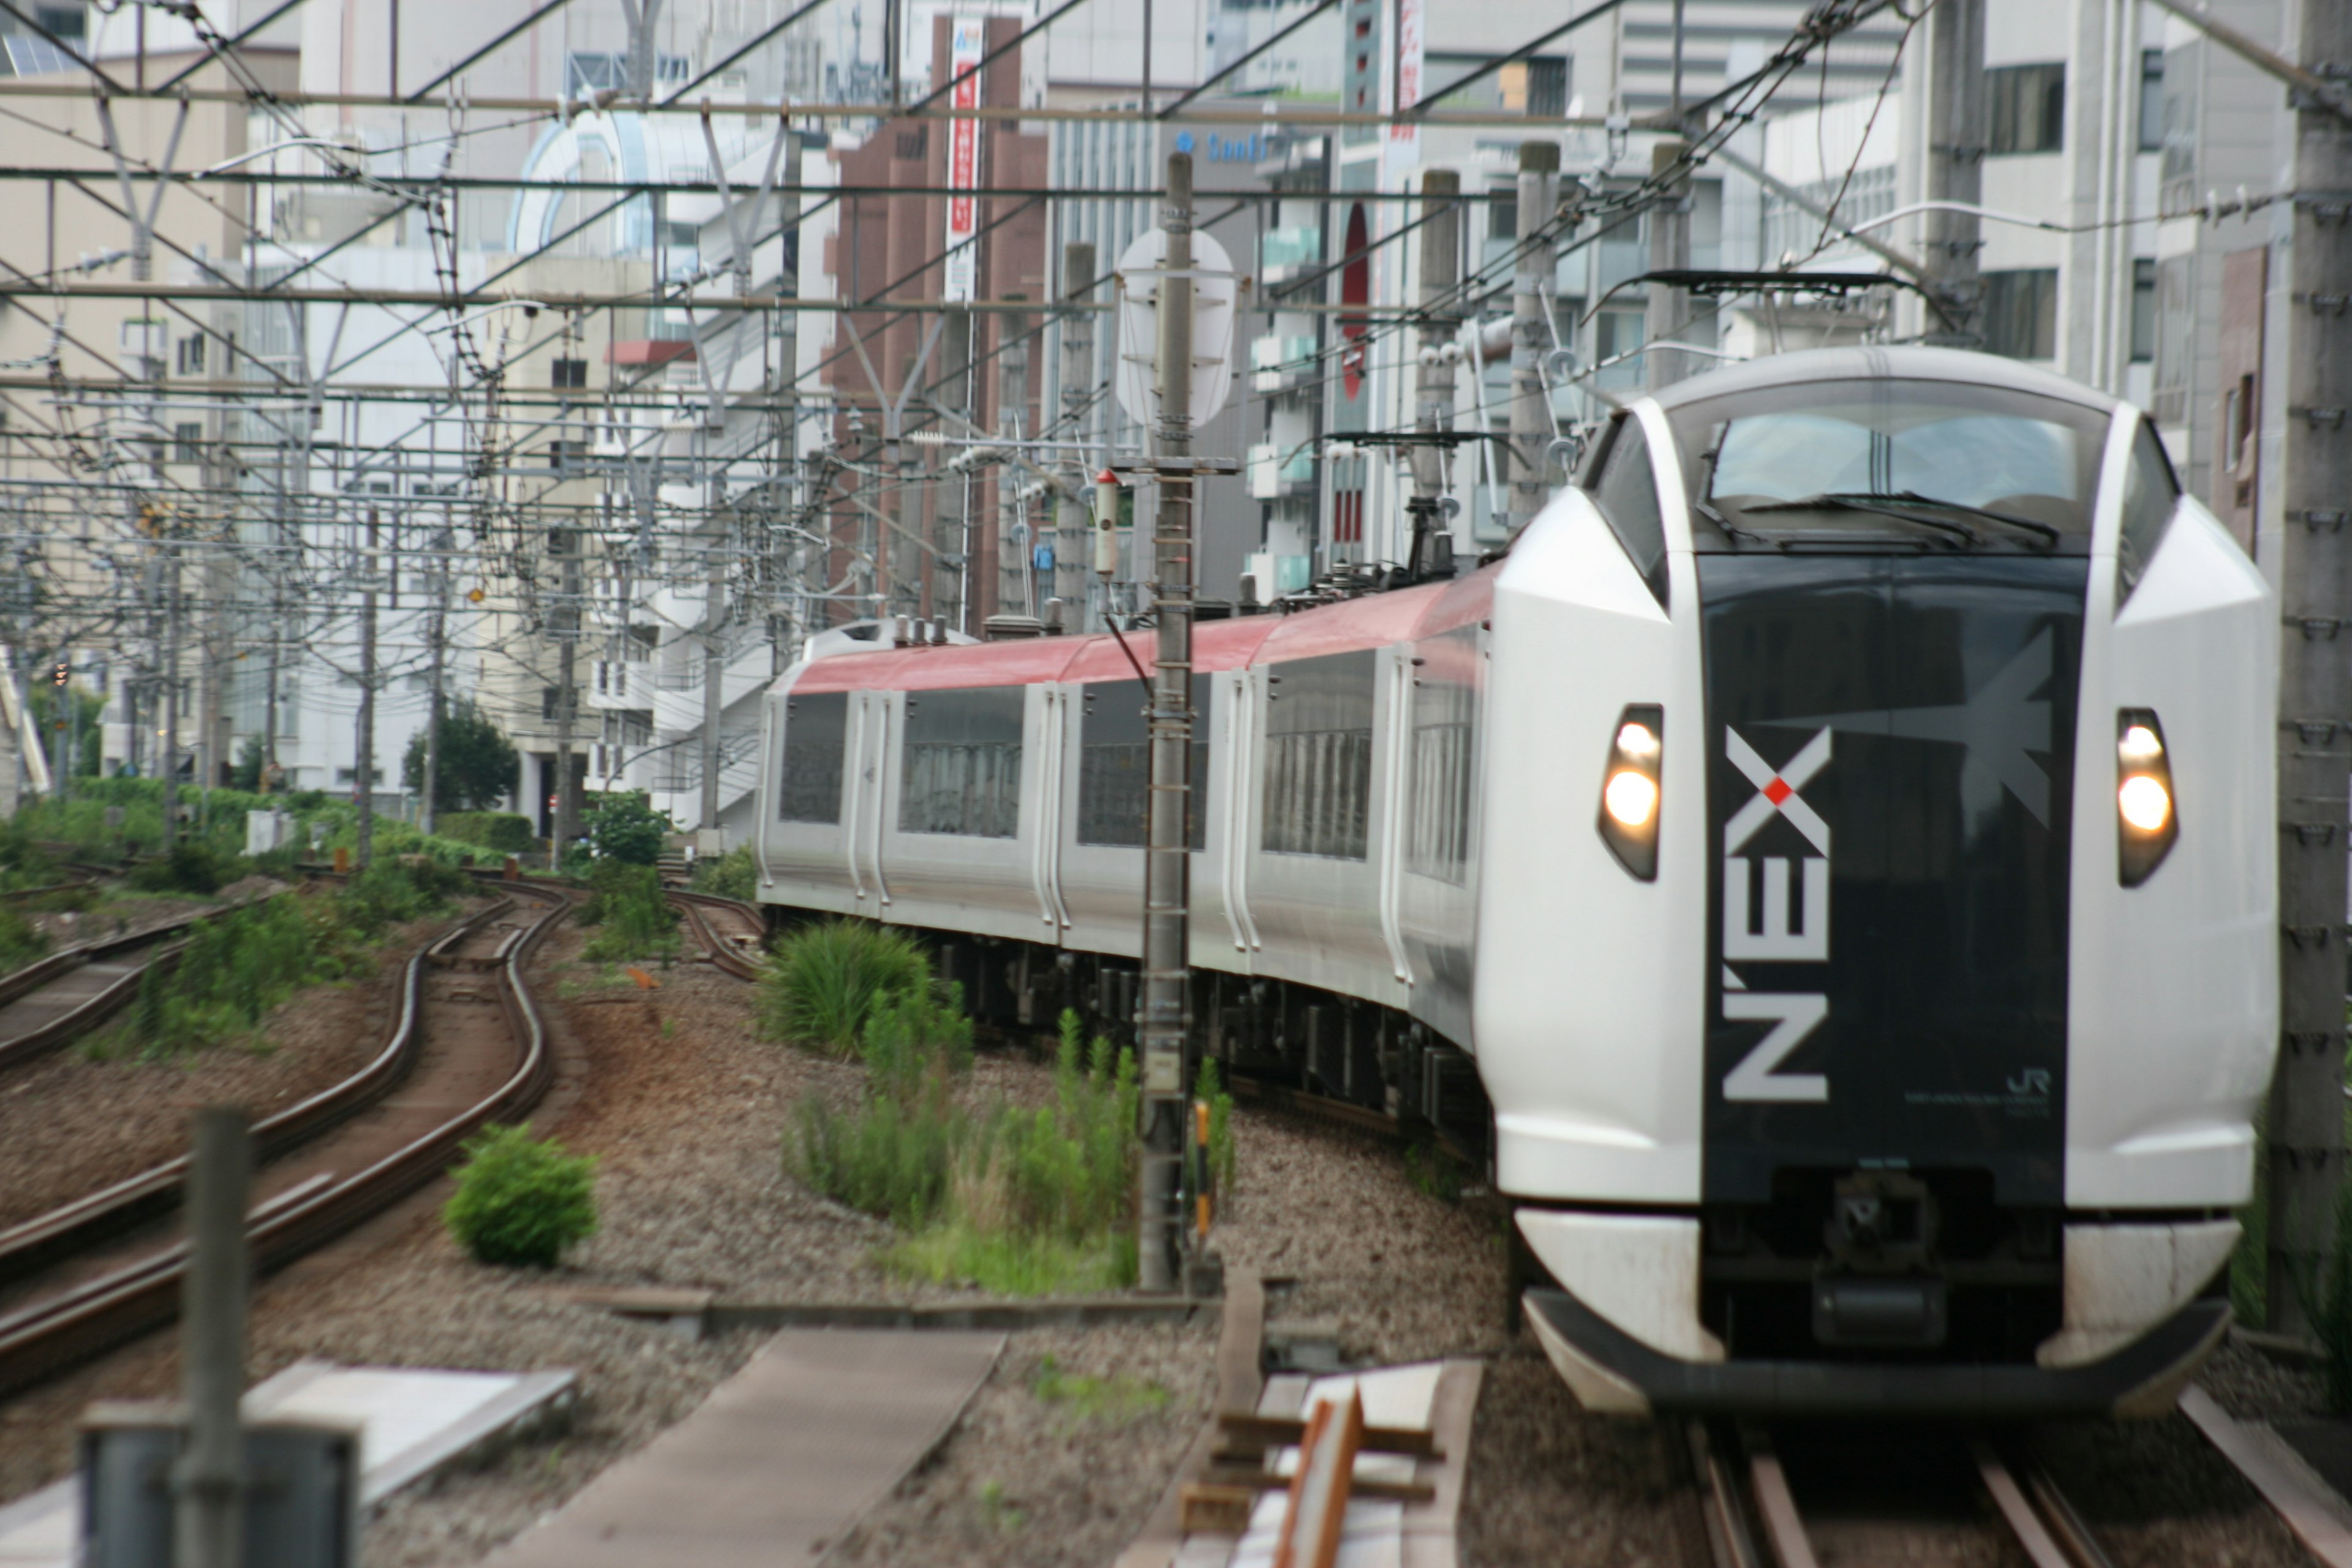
[691,844,757,900]
[577,860,679,965]
[443,1123,599,1268]
[790,984,973,1226]
[0,907,48,972]
[130,842,240,895]
[584,791,669,866]
[1197,1057,1235,1197]
[439,812,538,855]
[761,920,930,1056]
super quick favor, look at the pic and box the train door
[842,688,894,919]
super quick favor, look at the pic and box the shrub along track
[0,881,571,1398]
[665,888,767,980]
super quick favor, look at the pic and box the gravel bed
[823,1321,1218,1568]
[0,906,467,1231]
[2034,1408,2308,1566]
[2199,1332,2329,1421]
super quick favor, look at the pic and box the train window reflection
[899,686,1024,839]
[778,692,846,824]
[1675,379,2108,551]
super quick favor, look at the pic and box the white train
[752,347,2275,1418]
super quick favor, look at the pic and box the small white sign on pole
[1113,227,1239,432]
[941,18,987,303]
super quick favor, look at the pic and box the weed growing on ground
[1404,1139,1465,1205]
[976,1480,1025,1534]
[0,906,48,973]
[1196,1056,1235,1196]
[1028,1353,1172,1428]
[761,919,929,1055]
[576,861,679,966]
[787,1006,1146,1295]
[443,1123,599,1267]
[95,858,458,1060]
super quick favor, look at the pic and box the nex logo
[1722,726,1831,1104]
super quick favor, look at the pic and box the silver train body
[752,347,2275,1417]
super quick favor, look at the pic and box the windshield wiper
[1694,499,1769,545]
[1880,489,2062,547]
[1741,492,1982,548]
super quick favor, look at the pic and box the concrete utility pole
[2265,0,2352,1338]
[1409,171,1459,574]
[1056,242,1096,615]
[159,544,180,855]
[1921,0,1986,342]
[355,510,379,868]
[997,301,1032,616]
[1137,151,1196,1293]
[937,309,974,633]
[699,521,727,835]
[420,524,450,835]
[174,1107,249,1568]
[1645,138,1694,391]
[552,528,581,859]
[1507,141,1559,535]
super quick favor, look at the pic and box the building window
[2130,258,2157,363]
[175,335,206,375]
[551,357,587,389]
[1077,677,1208,848]
[1988,63,2065,154]
[1981,269,2060,360]
[1488,186,1517,242]
[1262,650,1375,861]
[2138,49,2164,153]
[33,4,81,37]
[173,423,203,465]
[899,686,1022,839]
[2152,255,2194,425]
[778,691,846,824]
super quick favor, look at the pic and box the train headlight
[1597,704,1664,881]
[2116,709,2178,886]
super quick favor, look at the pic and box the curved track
[0,882,570,1398]
[667,889,767,980]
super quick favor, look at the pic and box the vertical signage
[1389,0,1423,166]
[942,17,987,303]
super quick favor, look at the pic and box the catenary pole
[1643,137,1692,391]
[2264,0,2352,1338]
[1921,0,1986,343]
[1507,141,1559,535]
[1137,150,1194,1292]
[1409,171,1459,573]
[1056,241,1096,616]
[355,508,379,867]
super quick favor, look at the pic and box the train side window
[1262,650,1376,861]
[778,691,847,824]
[1408,625,1478,884]
[2116,418,2180,603]
[1078,674,1210,850]
[899,685,1024,838]
[1586,414,1670,608]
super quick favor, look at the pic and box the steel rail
[665,888,767,981]
[0,883,570,1398]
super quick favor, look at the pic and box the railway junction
[0,0,2346,1559]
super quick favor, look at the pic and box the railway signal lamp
[2116,709,2177,886]
[1597,704,1665,881]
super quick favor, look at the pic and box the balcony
[1250,334,1317,394]
[1248,442,1316,501]
[1260,227,1319,288]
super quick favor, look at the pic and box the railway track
[0,881,571,1399]
[666,888,768,980]
[1691,1420,2113,1568]
[0,890,293,1073]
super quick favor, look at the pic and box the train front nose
[1695,551,2084,1365]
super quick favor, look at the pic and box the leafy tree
[401,699,521,812]
[26,680,102,779]
[584,790,669,865]
[230,734,266,791]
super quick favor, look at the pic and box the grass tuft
[761,919,930,1055]
[1027,1353,1172,1427]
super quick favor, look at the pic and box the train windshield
[1668,379,2109,554]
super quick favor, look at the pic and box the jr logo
[1722,726,1831,1104]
